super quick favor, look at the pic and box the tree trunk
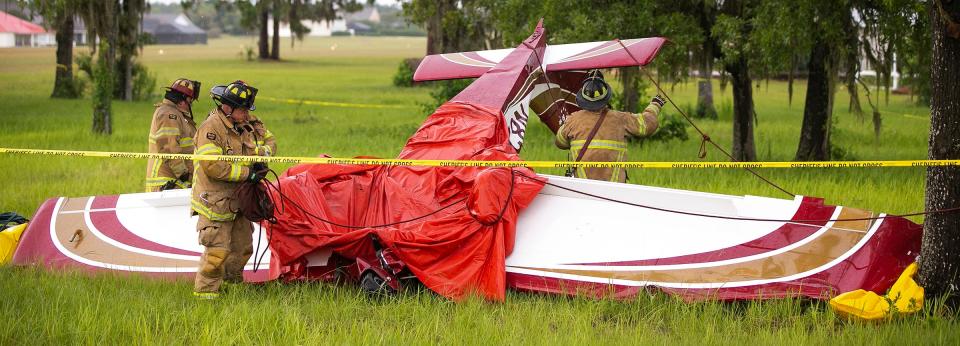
[919,1,960,305]
[92,39,115,135]
[425,2,443,55]
[696,47,717,118]
[258,6,270,59]
[619,67,639,113]
[118,52,133,100]
[117,0,139,101]
[728,57,756,162]
[270,0,280,60]
[795,38,835,161]
[52,13,76,98]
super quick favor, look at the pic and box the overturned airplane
[9,22,921,302]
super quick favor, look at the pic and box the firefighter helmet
[576,70,611,111]
[166,78,201,100]
[211,80,258,111]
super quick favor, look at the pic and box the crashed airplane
[10,22,921,302]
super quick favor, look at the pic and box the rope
[513,171,960,224]
[467,168,518,225]
[522,40,571,125]
[613,39,795,197]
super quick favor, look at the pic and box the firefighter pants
[193,214,254,293]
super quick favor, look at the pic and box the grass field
[1,36,956,344]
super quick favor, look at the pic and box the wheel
[359,271,397,295]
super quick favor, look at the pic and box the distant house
[265,5,381,38]
[267,18,347,37]
[71,18,87,46]
[345,6,381,24]
[0,11,54,48]
[142,14,207,45]
[346,22,372,35]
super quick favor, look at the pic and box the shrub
[130,60,157,101]
[392,59,416,87]
[419,79,473,115]
[636,113,689,145]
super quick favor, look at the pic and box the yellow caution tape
[258,96,415,109]
[1,147,959,169]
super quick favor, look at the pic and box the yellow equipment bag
[829,262,924,321]
[0,223,27,265]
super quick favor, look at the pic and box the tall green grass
[0,36,951,344]
[2,267,957,344]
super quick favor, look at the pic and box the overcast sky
[148,0,401,6]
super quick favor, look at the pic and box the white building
[267,18,348,38]
[0,11,55,48]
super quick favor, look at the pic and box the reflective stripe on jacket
[145,99,197,191]
[190,109,277,221]
[555,102,661,183]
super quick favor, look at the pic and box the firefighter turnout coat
[145,99,197,192]
[555,102,662,182]
[191,108,276,222]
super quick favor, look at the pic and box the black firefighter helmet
[576,70,611,112]
[211,80,258,111]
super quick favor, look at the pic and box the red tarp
[266,102,545,301]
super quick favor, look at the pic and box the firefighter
[555,70,664,182]
[145,78,201,192]
[192,80,276,299]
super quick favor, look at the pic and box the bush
[238,45,255,61]
[637,113,689,145]
[51,70,85,99]
[419,79,473,115]
[75,53,156,101]
[695,99,719,119]
[76,53,93,78]
[392,59,417,87]
[130,60,157,101]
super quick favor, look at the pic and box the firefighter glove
[160,180,179,191]
[251,162,268,174]
[651,95,666,108]
[249,162,269,182]
[248,170,267,183]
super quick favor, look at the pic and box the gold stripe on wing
[57,197,91,213]
[440,53,497,68]
[556,40,642,64]
[519,207,875,285]
[53,197,199,268]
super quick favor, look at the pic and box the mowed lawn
[1,36,956,344]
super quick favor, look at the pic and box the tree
[80,0,119,135]
[19,0,83,98]
[751,0,849,161]
[271,0,281,60]
[264,0,363,60]
[403,0,456,55]
[72,0,147,134]
[919,0,960,305]
[712,0,761,161]
[749,1,925,161]
[403,0,502,55]
[691,1,720,119]
[116,0,146,101]
[857,0,922,138]
[260,0,271,59]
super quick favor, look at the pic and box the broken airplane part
[11,21,921,302]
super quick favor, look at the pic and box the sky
[148,0,401,6]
